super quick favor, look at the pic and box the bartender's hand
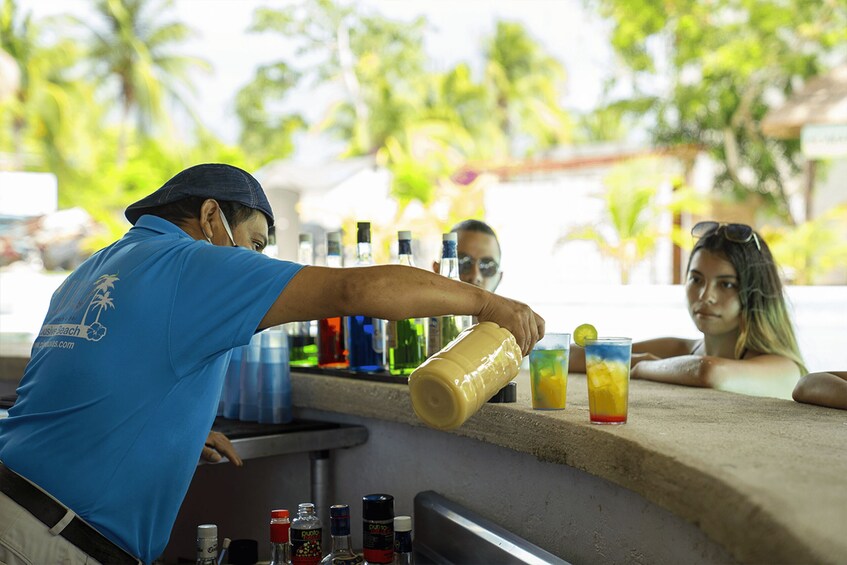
[201,431,243,466]
[477,293,545,356]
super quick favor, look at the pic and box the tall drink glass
[584,337,632,424]
[529,333,569,409]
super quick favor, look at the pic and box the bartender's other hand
[477,294,545,357]
[202,431,243,467]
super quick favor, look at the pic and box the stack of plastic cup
[258,326,292,424]
[223,347,243,419]
[239,333,262,422]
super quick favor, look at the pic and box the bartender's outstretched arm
[260,265,545,356]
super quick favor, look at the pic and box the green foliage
[558,157,692,284]
[67,0,211,159]
[762,205,847,285]
[592,0,847,222]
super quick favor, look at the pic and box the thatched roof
[762,63,847,139]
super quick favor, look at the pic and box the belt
[0,462,139,564]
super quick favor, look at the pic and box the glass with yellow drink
[585,337,632,424]
[529,333,570,410]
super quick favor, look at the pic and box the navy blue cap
[124,163,275,227]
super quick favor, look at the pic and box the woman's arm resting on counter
[570,337,696,373]
[259,265,545,355]
[792,372,847,410]
[632,354,801,399]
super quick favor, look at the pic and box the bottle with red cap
[269,509,291,565]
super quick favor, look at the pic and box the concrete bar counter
[287,369,846,564]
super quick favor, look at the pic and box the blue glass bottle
[345,222,386,372]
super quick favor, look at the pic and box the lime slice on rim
[573,323,598,347]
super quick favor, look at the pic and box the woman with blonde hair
[572,221,805,399]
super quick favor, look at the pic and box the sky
[21,0,622,148]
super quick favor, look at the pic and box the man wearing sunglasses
[433,219,503,293]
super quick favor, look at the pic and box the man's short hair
[450,219,501,256]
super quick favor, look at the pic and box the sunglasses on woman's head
[691,221,761,251]
[458,254,500,278]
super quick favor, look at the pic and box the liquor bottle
[345,222,386,371]
[392,516,413,565]
[320,504,363,565]
[362,494,394,565]
[290,234,318,366]
[427,233,472,357]
[318,232,348,368]
[196,524,217,565]
[270,509,292,565]
[292,503,323,565]
[387,231,426,376]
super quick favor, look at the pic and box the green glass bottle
[387,231,427,376]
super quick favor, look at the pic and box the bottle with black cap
[362,494,394,565]
[344,222,386,371]
[387,230,427,376]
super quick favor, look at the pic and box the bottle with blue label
[258,326,292,424]
[387,231,426,376]
[427,233,472,358]
[345,222,386,371]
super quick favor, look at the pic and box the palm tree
[0,0,81,169]
[556,158,669,284]
[91,291,115,324]
[72,0,211,161]
[484,21,572,158]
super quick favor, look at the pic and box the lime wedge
[573,323,598,347]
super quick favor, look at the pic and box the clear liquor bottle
[320,505,363,565]
[290,233,318,366]
[392,516,413,565]
[387,231,426,376]
[291,503,323,565]
[318,232,348,368]
[427,233,472,357]
[344,222,386,371]
[270,509,292,565]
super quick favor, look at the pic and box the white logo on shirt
[39,274,119,342]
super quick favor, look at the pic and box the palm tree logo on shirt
[81,274,119,341]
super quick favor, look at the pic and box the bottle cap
[197,524,217,539]
[327,231,341,243]
[394,516,412,531]
[362,494,394,521]
[487,381,517,403]
[357,222,371,243]
[298,502,315,512]
[270,509,289,519]
[442,232,457,242]
[398,230,412,241]
[299,233,312,243]
[330,504,350,518]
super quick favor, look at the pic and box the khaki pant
[0,490,99,565]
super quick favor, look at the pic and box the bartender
[434,219,503,292]
[0,163,544,564]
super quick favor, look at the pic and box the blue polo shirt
[0,215,303,563]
